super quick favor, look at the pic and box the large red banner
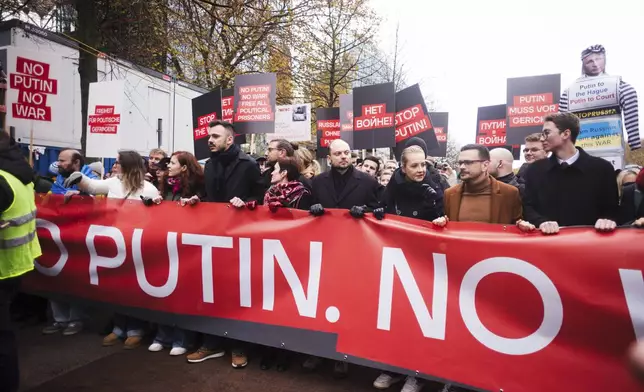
[26,195,644,392]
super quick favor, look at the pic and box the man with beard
[42,149,97,337]
[522,112,619,235]
[304,138,381,378]
[434,144,531,231]
[0,130,42,392]
[310,139,380,212]
[187,120,263,369]
[50,149,98,196]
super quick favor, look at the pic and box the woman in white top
[64,150,159,200]
[63,150,158,349]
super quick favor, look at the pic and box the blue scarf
[51,165,98,195]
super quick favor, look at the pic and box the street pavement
[16,318,434,392]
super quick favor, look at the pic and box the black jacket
[0,142,34,213]
[382,168,444,221]
[618,183,644,225]
[261,162,312,195]
[516,162,529,186]
[311,166,380,209]
[522,148,619,226]
[203,150,264,203]
[497,172,524,197]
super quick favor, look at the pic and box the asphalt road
[16,317,449,392]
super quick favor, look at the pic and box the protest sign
[233,73,276,134]
[191,88,222,161]
[316,107,340,158]
[27,195,644,392]
[352,82,396,149]
[476,104,520,160]
[268,104,312,142]
[567,75,620,114]
[222,88,247,145]
[339,94,354,148]
[506,74,560,145]
[85,80,125,158]
[427,112,448,157]
[394,84,438,160]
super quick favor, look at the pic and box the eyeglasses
[457,160,486,166]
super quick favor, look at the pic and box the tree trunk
[74,0,99,157]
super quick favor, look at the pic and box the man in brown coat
[433,144,534,231]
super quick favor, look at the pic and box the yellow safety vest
[0,169,41,279]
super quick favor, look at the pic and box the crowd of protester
[1,111,644,392]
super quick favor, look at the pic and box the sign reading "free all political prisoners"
[233,73,277,134]
[505,74,560,145]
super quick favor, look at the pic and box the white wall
[2,26,205,157]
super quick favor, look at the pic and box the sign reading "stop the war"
[9,56,58,121]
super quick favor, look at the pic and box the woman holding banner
[63,150,159,349]
[147,151,204,355]
[381,145,444,222]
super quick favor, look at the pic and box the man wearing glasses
[433,144,532,231]
[522,112,619,234]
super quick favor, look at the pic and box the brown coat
[444,176,522,224]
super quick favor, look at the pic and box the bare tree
[295,0,382,108]
[387,21,407,91]
[166,0,312,89]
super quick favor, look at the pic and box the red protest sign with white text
[25,195,644,392]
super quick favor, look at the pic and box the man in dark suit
[190,120,264,368]
[311,139,380,211]
[305,139,380,377]
[522,112,619,234]
[202,120,264,207]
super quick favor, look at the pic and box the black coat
[522,148,619,226]
[382,169,444,221]
[311,167,380,209]
[203,150,264,203]
[618,183,644,225]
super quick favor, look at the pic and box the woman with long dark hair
[64,150,158,349]
[148,151,203,356]
[64,150,158,200]
[155,151,205,203]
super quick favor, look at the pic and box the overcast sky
[371,0,644,147]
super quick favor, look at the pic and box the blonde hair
[401,145,425,167]
[149,148,167,158]
[296,148,321,177]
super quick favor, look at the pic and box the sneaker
[102,332,120,346]
[169,347,187,356]
[148,342,164,352]
[124,336,142,349]
[187,347,225,363]
[438,384,454,392]
[401,377,423,392]
[302,355,322,371]
[373,372,403,389]
[42,322,65,335]
[62,322,83,336]
[232,350,248,368]
[333,361,349,379]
